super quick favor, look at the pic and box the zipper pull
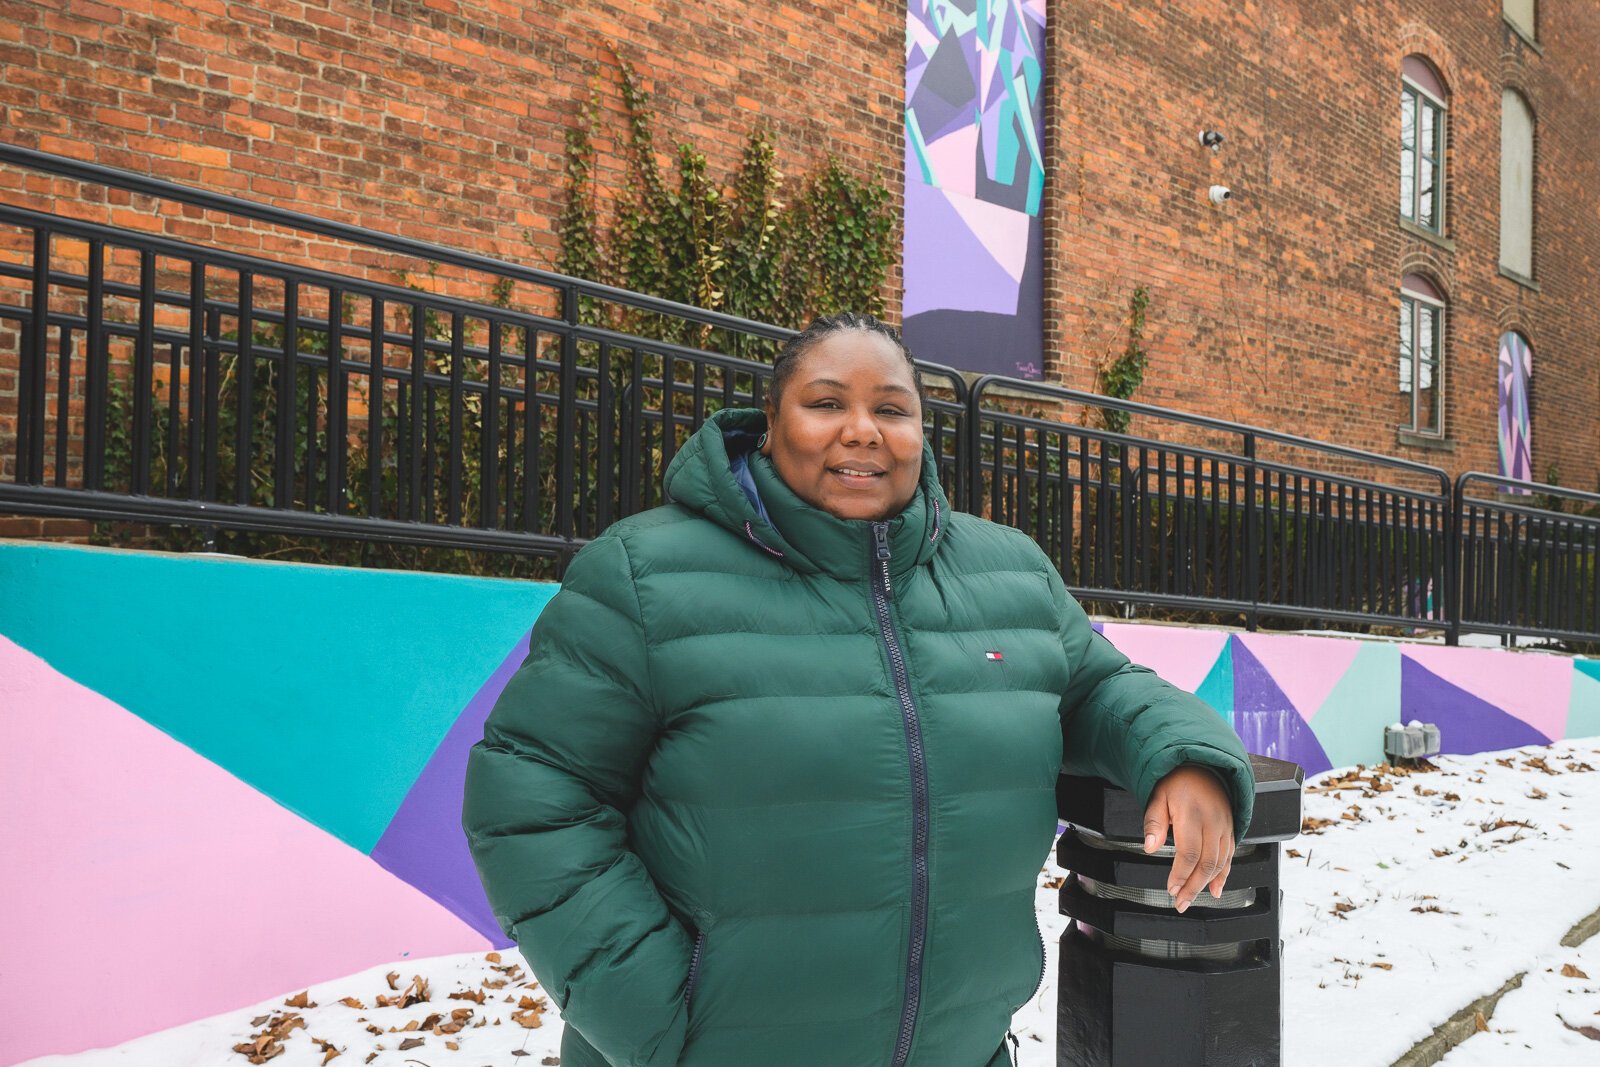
[871,521,891,562]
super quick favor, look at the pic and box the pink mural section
[0,636,491,1064]
[1095,626,1595,776]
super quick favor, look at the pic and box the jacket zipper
[1028,915,1047,1004]
[684,929,707,1011]
[872,522,930,1067]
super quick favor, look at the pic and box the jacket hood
[663,407,948,580]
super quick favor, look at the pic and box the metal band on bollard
[1054,755,1303,1066]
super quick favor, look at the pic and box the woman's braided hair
[767,312,925,410]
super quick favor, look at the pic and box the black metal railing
[970,377,1452,634]
[1456,473,1600,644]
[3,144,1595,644]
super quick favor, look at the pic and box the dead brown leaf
[338,997,364,1010]
[1561,963,1590,979]
[1474,1011,1489,1032]
[1371,961,1393,970]
[512,1008,545,1029]
[449,988,487,1004]
[485,951,502,964]
[1285,848,1302,858]
[1559,1016,1600,1041]
[398,1036,425,1050]
[283,991,314,1009]
[385,972,399,991]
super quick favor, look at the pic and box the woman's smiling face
[762,330,925,522]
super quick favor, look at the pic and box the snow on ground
[1277,738,1600,1067]
[1439,936,1600,1065]
[17,953,566,1067]
[19,739,1600,1067]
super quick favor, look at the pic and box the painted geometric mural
[904,0,1046,379]
[1098,625,1588,777]
[1498,330,1533,487]
[2,541,1596,1062]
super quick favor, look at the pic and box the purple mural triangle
[1401,656,1551,754]
[1231,636,1295,714]
[1233,705,1333,777]
[370,632,532,947]
[1230,636,1332,776]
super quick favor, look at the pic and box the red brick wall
[1042,0,1600,491]
[0,0,905,294]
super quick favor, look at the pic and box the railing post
[18,227,50,485]
[1054,755,1303,1066]
[1446,475,1461,646]
[556,283,579,542]
[1243,433,1259,631]
[966,379,986,518]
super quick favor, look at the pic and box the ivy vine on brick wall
[557,56,896,349]
[1098,285,1150,434]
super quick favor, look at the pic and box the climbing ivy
[1098,285,1150,434]
[557,56,895,349]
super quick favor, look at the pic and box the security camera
[1209,185,1232,205]
[1199,130,1224,150]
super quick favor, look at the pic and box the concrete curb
[1388,972,1526,1067]
[1560,903,1600,949]
[1388,903,1600,1067]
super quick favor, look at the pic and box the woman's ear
[760,403,775,454]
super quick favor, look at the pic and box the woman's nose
[840,407,882,446]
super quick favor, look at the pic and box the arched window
[1498,332,1533,484]
[1400,56,1448,234]
[1499,90,1535,280]
[1400,274,1445,435]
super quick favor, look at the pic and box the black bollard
[1054,755,1303,1066]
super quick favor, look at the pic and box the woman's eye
[878,407,908,417]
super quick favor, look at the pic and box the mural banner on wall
[903,0,1046,379]
[1498,330,1533,490]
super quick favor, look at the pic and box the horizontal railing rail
[2,146,1594,644]
[968,376,1452,634]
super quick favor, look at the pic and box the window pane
[1401,148,1416,217]
[1400,90,1417,219]
[1420,104,1436,158]
[1419,303,1435,357]
[1419,167,1434,228]
[1399,299,1414,396]
[1418,372,1439,432]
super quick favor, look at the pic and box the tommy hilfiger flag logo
[985,651,1004,661]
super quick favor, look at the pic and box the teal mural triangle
[1193,641,1233,720]
[1569,665,1600,741]
[1309,641,1402,768]
[0,542,556,853]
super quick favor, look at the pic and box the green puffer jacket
[462,407,1254,1067]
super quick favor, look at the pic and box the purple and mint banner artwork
[1498,331,1533,490]
[904,0,1046,380]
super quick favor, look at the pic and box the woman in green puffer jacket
[462,313,1255,1067]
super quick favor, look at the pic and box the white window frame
[1401,76,1448,235]
[1400,286,1446,436]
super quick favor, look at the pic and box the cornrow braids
[767,312,925,410]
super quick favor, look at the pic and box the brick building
[1039,0,1598,491]
[1,0,1596,496]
